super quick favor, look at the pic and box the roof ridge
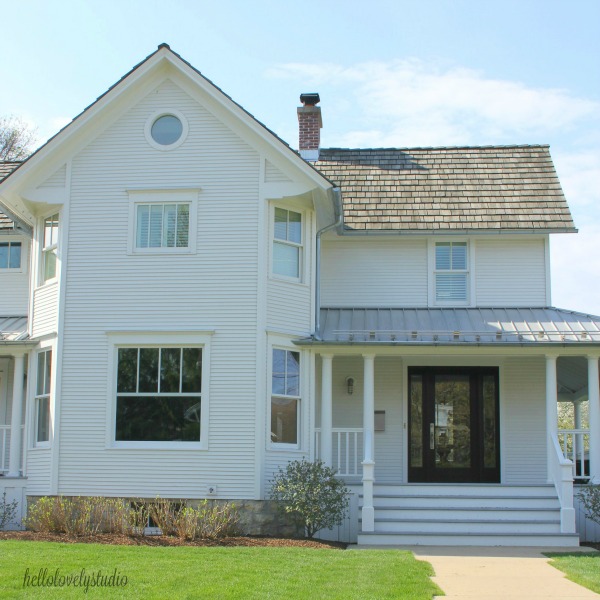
[319,144,550,152]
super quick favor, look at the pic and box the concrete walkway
[408,546,600,600]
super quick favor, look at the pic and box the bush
[270,459,349,538]
[0,491,18,529]
[578,485,600,526]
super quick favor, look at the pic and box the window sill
[35,279,58,291]
[269,275,309,288]
[269,443,303,452]
[109,441,205,450]
[30,444,51,450]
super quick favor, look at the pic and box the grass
[546,551,600,594]
[0,540,442,599]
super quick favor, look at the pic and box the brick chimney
[297,93,322,162]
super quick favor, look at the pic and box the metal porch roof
[0,316,29,342]
[310,307,600,345]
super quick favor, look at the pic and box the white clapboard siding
[37,165,67,189]
[475,238,547,306]
[267,280,312,332]
[56,79,272,499]
[25,450,51,495]
[320,238,428,307]
[0,238,30,315]
[31,283,58,338]
[265,160,292,183]
[502,357,547,484]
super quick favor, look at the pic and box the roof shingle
[0,161,21,230]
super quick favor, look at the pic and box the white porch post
[588,355,600,482]
[546,355,558,483]
[361,353,375,532]
[7,352,26,478]
[320,354,334,468]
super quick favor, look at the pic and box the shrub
[0,491,19,529]
[578,485,600,526]
[270,459,349,538]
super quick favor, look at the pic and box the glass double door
[408,367,500,483]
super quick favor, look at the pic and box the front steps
[357,484,579,547]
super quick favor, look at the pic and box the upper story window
[42,213,59,283]
[273,207,302,279]
[270,348,300,446]
[35,349,52,446]
[0,241,21,269]
[435,241,468,303]
[136,203,190,249]
[144,110,188,151]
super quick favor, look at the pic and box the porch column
[573,399,583,471]
[361,354,375,532]
[546,355,558,483]
[7,352,26,478]
[588,355,600,482]
[320,354,334,468]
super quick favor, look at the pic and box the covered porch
[301,308,600,545]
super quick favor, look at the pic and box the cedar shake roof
[0,162,21,230]
[315,145,576,233]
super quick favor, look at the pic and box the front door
[408,367,500,483]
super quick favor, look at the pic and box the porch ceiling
[308,307,600,345]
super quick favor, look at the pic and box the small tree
[270,459,349,539]
[578,485,600,526]
[0,115,37,161]
[0,492,19,530]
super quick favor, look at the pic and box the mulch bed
[0,530,346,549]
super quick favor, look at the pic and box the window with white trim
[115,346,202,442]
[135,203,190,249]
[434,241,468,303]
[272,207,302,279]
[35,350,51,445]
[270,348,300,446]
[42,213,59,282]
[0,241,21,269]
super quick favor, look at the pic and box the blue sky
[2,0,598,313]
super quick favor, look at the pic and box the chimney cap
[300,93,320,106]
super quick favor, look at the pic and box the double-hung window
[115,346,202,442]
[0,241,21,270]
[42,213,59,282]
[273,208,302,279]
[35,350,52,445]
[434,241,469,303]
[270,348,300,446]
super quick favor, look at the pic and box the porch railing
[550,432,576,533]
[315,428,363,477]
[0,425,24,475]
[558,428,590,481]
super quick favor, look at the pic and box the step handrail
[549,432,576,533]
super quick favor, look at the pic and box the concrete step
[357,531,580,547]
[369,484,557,497]
[372,506,560,521]
[362,495,560,510]
[369,518,561,534]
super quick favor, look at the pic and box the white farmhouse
[1,45,599,545]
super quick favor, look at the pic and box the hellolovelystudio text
[23,567,128,593]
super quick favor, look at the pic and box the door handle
[430,423,435,450]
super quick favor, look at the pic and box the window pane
[149,205,163,248]
[37,352,46,396]
[43,249,57,281]
[271,397,298,444]
[287,211,301,244]
[9,242,21,268]
[182,348,202,393]
[163,204,177,248]
[44,214,58,248]
[435,243,451,270]
[138,348,159,393]
[410,374,423,468]
[37,397,50,442]
[116,396,201,441]
[0,243,7,268]
[160,348,181,393]
[272,349,286,395]
[136,205,149,248]
[151,115,183,146]
[286,351,300,396]
[274,208,287,241]
[436,273,467,301]
[483,375,497,469]
[273,242,299,278]
[117,348,138,393]
[176,204,190,248]
[452,243,467,270]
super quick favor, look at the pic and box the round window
[150,114,183,146]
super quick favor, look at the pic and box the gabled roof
[315,146,576,233]
[300,307,600,345]
[0,162,21,230]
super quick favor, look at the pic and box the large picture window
[116,347,202,442]
[35,350,52,445]
[273,208,302,279]
[435,241,468,302]
[270,348,300,446]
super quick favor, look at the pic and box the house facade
[0,45,599,545]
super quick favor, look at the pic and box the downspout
[314,187,342,340]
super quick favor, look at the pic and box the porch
[302,307,600,546]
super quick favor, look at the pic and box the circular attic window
[145,110,188,150]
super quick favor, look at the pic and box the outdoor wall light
[346,377,355,395]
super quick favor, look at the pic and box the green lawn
[0,541,442,599]
[546,551,600,594]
